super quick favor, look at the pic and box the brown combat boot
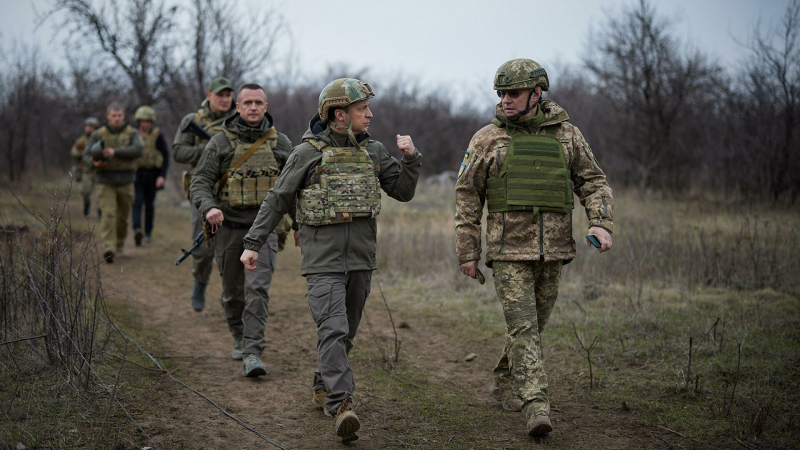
[333,397,360,443]
[527,414,553,437]
[489,382,523,412]
[312,389,327,410]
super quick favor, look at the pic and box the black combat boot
[191,282,206,312]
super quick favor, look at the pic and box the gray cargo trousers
[215,222,278,356]
[307,271,371,415]
[190,203,215,286]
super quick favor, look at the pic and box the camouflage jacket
[70,134,93,172]
[243,113,423,275]
[190,113,293,226]
[455,100,613,265]
[173,100,237,169]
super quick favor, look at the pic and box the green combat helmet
[85,117,100,128]
[134,105,157,122]
[318,78,374,122]
[494,58,549,92]
[318,78,374,148]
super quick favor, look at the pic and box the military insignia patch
[457,150,470,179]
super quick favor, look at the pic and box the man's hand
[92,159,107,167]
[396,135,415,156]
[587,226,612,253]
[155,176,165,189]
[241,249,258,271]
[206,208,224,226]
[294,230,300,247]
[459,260,478,279]
[102,148,115,158]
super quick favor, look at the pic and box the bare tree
[584,0,719,192]
[40,0,178,105]
[743,0,800,203]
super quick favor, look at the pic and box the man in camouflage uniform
[70,117,99,218]
[86,103,144,263]
[174,78,237,312]
[190,83,293,378]
[132,105,170,245]
[455,59,614,437]
[240,78,422,443]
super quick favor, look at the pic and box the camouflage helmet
[318,78,375,121]
[493,58,549,92]
[84,117,100,128]
[134,105,157,122]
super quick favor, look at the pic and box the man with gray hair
[86,103,143,263]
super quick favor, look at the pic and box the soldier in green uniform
[174,78,237,311]
[190,83,293,378]
[132,106,170,245]
[240,78,423,443]
[455,59,614,437]
[86,103,144,263]
[70,117,99,217]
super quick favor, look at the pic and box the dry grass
[374,185,800,448]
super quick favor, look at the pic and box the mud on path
[105,207,678,450]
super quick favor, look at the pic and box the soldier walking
[240,78,423,443]
[70,117,99,218]
[454,59,614,437]
[190,84,293,377]
[86,103,143,263]
[132,105,170,245]
[174,78,237,312]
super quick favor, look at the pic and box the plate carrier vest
[486,125,573,216]
[296,139,381,226]
[96,125,137,172]
[219,127,279,209]
[137,127,163,169]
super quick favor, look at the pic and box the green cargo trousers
[190,203,215,286]
[491,260,563,418]
[215,223,278,356]
[96,183,134,254]
[307,271,371,416]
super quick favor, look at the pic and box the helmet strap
[507,90,537,122]
[329,110,361,149]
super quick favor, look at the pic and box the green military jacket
[71,134,93,173]
[243,114,423,276]
[190,113,293,226]
[173,100,237,169]
[455,100,614,265]
[85,124,144,186]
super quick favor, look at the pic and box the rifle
[174,218,216,265]
[181,120,213,141]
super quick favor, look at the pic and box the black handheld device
[586,235,601,248]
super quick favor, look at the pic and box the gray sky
[2,0,791,108]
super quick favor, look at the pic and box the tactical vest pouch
[487,128,573,214]
[296,144,381,226]
[218,128,278,209]
[256,175,276,199]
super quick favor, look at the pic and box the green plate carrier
[486,126,573,216]
[297,140,381,226]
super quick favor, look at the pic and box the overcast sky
[1,0,792,107]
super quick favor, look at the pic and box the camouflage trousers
[491,260,563,417]
[80,170,96,208]
[96,183,134,254]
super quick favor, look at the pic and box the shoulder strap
[307,139,330,152]
[216,128,277,196]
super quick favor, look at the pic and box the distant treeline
[1,0,797,203]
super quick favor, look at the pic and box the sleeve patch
[457,150,470,179]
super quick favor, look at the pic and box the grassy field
[1,177,798,448]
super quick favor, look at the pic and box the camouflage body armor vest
[296,139,381,226]
[486,126,573,215]
[137,127,164,169]
[219,128,279,209]
[96,125,137,172]
[193,109,227,168]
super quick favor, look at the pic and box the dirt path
[101,206,677,450]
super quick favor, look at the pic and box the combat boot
[242,353,266,377]
[312,388,328,410]
[334,396,360,443]
[83,203,90,218]
[527,414,552,437]
[103,250,114,264]
[191,282,206,312]
[231,337,243,360]
[489,382,522,412]
[134,229,143,246]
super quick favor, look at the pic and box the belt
[221,220,252,229]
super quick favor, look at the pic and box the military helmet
[493,58,549,92]
[134,105,157,122]
[318,78,375,121]
[84,117,100,127]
